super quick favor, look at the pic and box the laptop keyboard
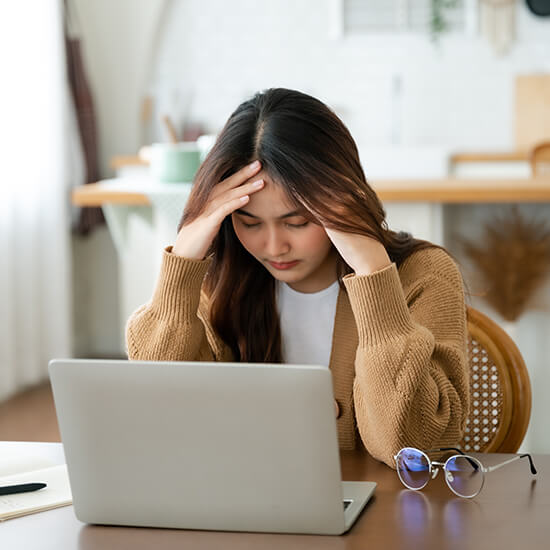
[343,499,352,510]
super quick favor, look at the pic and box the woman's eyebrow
[235,209,302,220]
[234,209,259,218]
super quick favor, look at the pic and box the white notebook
[0,460,72,521]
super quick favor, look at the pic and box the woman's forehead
[242,171,302,218]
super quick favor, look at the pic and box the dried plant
[459,207,550,321]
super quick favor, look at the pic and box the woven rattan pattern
[463,338,505,452]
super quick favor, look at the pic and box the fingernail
[250,160,260,169]
[252,179,264,187]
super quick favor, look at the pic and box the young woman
[126,88,469,468]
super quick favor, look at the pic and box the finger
[225,178,264,202]
[208,179,264,214]
[214,160,262,196]
[212,194,251,224]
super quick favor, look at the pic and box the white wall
[72,1,550,177]
[149,0,550,150]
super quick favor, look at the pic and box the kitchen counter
[72,176,550,206]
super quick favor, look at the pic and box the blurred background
[1,0,550,452]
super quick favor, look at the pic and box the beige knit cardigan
[126,246,469,468]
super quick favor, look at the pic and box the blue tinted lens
[445,456,484,498]
[396,449,430,490]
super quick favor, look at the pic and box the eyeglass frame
[394,447,537,499]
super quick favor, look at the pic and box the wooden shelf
[110,155,148,169]
[450,152,529,163]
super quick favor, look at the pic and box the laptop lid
[49,359,349,534]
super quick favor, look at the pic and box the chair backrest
[529,141,550,176]
[460,307,531,453]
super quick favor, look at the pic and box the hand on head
[323,226,391,276]
[173,161,265,259]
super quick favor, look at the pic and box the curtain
[65,0,104,235]
[0,1,76,401]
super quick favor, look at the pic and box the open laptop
[48,359,376,535]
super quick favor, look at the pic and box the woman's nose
[265,229,289,258]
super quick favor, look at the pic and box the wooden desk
[1,442,547,549]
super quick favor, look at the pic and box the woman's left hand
[324,227,392,276]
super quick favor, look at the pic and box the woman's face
[231,171,337,293]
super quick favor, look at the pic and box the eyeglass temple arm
[426,447,479,471]
[485,453,538,475]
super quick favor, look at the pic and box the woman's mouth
[268,260,300,270]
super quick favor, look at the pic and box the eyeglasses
[394,447,537,499]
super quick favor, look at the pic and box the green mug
[150,142,202,183]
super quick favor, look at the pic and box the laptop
[49,359,376,535]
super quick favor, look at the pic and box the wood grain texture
[0,442,545,549]
[516,74,550,151]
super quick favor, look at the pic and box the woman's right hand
[172,160,264,259]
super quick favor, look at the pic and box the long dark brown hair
[180,88,438,362]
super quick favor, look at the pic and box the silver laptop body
[49,359,376,535]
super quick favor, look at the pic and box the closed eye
[286,221,309,228]
[239,219,309,229]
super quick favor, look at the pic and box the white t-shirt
[276,280,339,367]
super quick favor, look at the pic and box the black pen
[0,483,47,496]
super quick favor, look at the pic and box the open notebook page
[0,464,72,521]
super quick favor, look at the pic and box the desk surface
[72,176,550,206]
[1,442,547,549]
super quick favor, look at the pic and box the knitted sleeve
[125,247,228,361]
[343,248,469,468]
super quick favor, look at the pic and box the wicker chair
[529,141,550,176]
[459,307,532,453]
